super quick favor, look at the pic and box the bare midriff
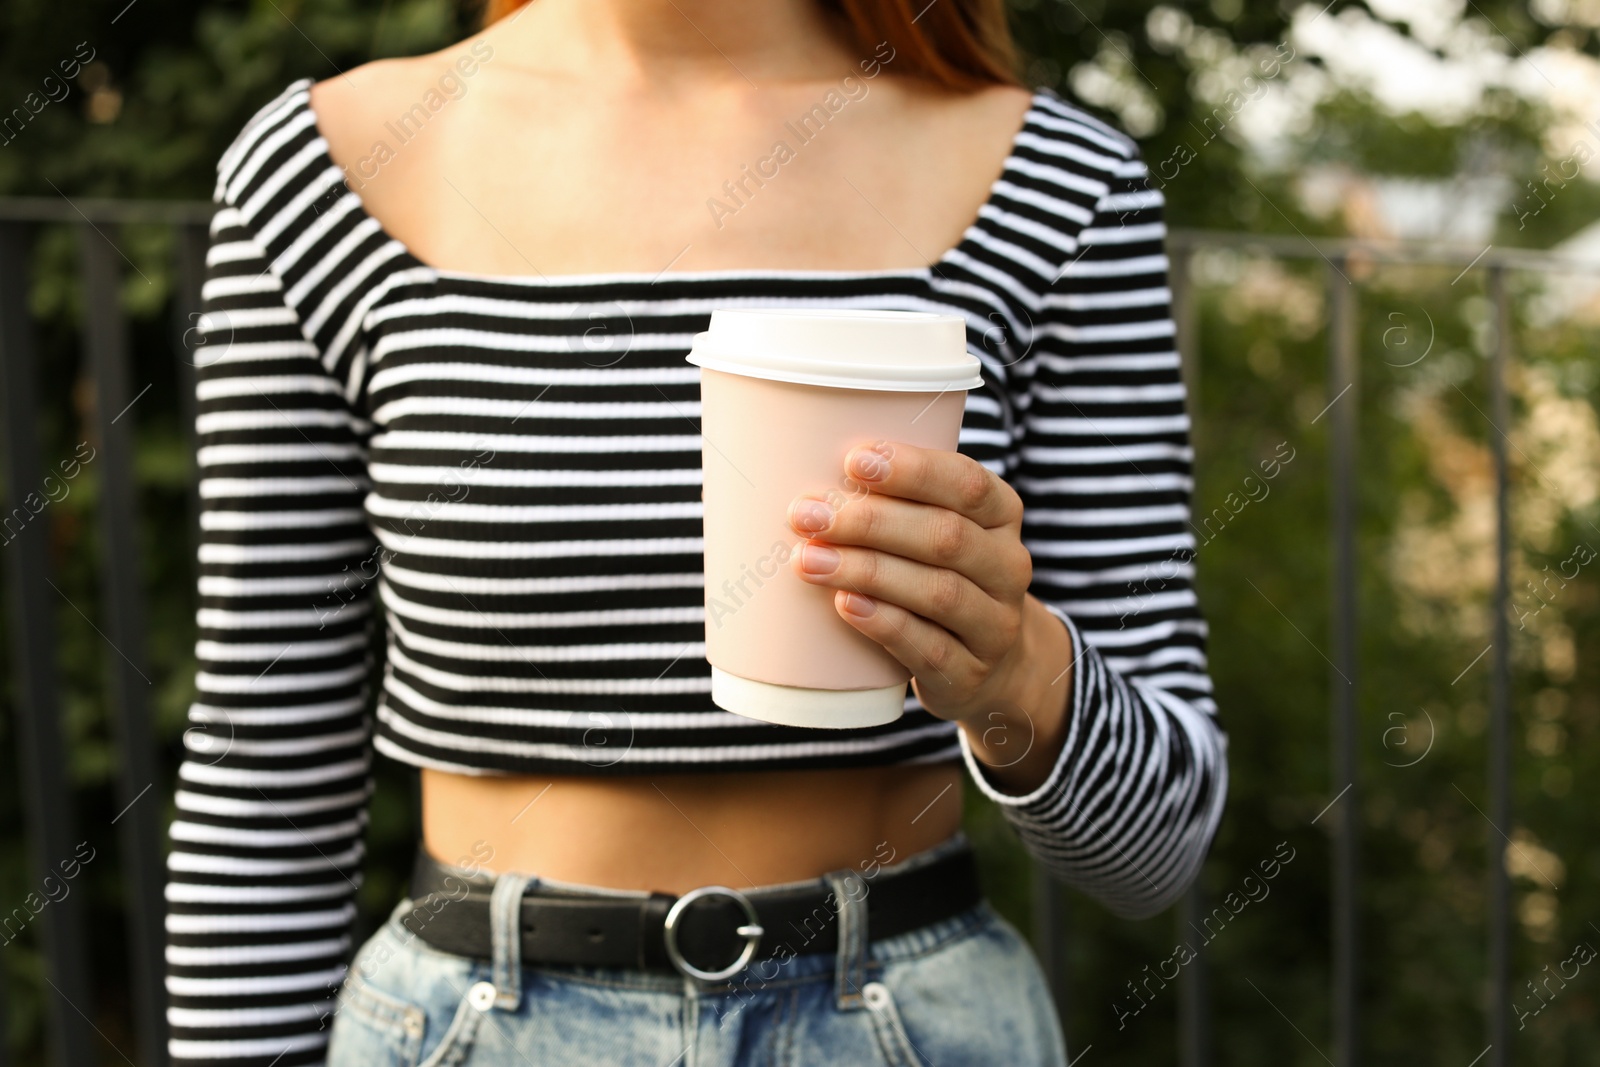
[420,762,964,895]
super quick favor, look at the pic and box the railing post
[78,225,169,1067]
[173,221,210,558]
[1327,257,1360,1067]
[1178,883,1211,1067]
[0,222,97,1067]
[1170,241,1210,1067]
[1486,265,1513,1067]
[1171,242,1200,426]
[1032,864,1070,1042]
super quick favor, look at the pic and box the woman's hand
[785,439,1071,755]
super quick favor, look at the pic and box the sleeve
[163,199,379,1064]
[958,142,1228,921]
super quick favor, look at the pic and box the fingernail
[841,592,877,617]
[791,499,834,533]
[851,447,889,482]
[800,544,840,574]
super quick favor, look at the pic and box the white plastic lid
[685,308,984,392]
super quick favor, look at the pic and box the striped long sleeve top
[165,77,1228,1065]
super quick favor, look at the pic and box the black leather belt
[399,840,982,983]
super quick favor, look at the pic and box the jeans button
[468,981,497,1012]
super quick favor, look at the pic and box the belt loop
[824,868,869,1009]
[489,871,537,1012]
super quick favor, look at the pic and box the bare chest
[332,82,1031,278]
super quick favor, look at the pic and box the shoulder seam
[994,88,1149,300]
[208,78,424,413]
[1033,86,1139,161]
[215,78,316,205]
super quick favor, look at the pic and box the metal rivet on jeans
[468,981,498,1012]
[863,982,890,1009]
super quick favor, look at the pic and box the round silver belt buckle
[662,884,765,982]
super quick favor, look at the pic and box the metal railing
[2,199,210,1067]
[1171,230,1541,1067]
[1030,229,1592,1067]
[0,197,1591,1065]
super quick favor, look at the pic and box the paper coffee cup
[685,309,984,729]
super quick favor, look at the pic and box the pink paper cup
[686,309,984,729]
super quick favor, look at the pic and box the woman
[165,0,1227,1064]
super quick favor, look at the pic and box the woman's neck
[482,0,866,89]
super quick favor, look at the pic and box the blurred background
[1,0,1597,1063]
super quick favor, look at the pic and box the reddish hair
[479,0,1020,90]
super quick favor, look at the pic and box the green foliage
[1057,253,1600,1061]
[0,0,477,199]
[1301,87,1547,179]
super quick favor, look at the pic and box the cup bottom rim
[708,667,908,730]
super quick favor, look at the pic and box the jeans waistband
[406,830,980,1006]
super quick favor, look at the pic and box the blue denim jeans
[326,833,1067,1066]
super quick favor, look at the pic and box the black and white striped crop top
[165,76,1228,1065]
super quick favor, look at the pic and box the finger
[827,586,986,701]
[791,538,1019,664]
[786,491,1028,599]
[843,439,1021,530]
